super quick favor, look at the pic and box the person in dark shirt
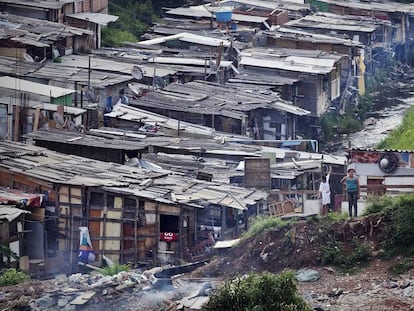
[340,168,360,219]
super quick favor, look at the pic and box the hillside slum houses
[0,0,116,48]
[0,0,414,272]
[0,141,268,274]
[24,127,345,214]
[0,12,96,61]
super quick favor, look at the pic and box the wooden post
[179,207,183,260]
[32,107,41,132]
[134,199,138,264]
[120,197,124,264]
[13,105,20,141]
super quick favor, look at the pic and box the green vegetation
[320,66,392,141]
[0,243,19,268]
[324,211,349,222]
[377,106,414,150]
[99,263,130,276]
[103,0,186,47]
[243,216,291,239]
[319,238,371,268]
[202,271,312,311]
[388,258,413,276]
[365,194,414,257]
[320,111,362,141]
[0,268,30,287]
[317,213,370,269]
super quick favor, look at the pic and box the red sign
[160,232,178,242]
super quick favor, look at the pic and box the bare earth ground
[2,215,414,310]
[297,259,414,311]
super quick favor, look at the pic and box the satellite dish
[23,53,34,62]
[52,112,65,128]
[131,66,143,80]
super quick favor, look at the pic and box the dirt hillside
[191,214,414,310]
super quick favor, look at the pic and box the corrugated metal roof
[266,27,363,47]
[240,56,335,74]
[313,0,414,14]
[0,0,77,10]
[66,13,118,26]
[0,76,75,98]
[0,206,30,222]
[58,54,176,78]
[139,32,231,47]
[105,103,216,136]
[24,129,148,151]
[221,0,309,11]
[126,80,309,118]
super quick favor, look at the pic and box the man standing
[341,168,360,219]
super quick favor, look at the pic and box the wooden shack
[0,142,267,273]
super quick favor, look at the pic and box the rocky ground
[2,215,414,310]
[297,260,414,311]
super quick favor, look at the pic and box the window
[160,215,179,233]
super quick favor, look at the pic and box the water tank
[215,10,232,23]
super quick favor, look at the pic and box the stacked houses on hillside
[0,0,413,274]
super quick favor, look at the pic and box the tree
[102,0,187,47]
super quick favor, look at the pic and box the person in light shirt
[318,166,332,216]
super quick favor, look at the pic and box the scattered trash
[295,269,320,282]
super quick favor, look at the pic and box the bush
[99,263,130,276]
[388,258,412,276]
[243,216,290,239]
[319,238,370,267]
[351,238,371,263]
[0,268,30,287]
[202,271,312,311]
[365,194,414,256]
[364,195,395,215]
[320,240,347,266]
[102,28,137,47]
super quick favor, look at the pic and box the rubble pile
[0,269,152,310]
[0,266,217,311]
[298,263,414,311]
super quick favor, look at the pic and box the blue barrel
[215,11,232,23]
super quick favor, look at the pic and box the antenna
[131,66,143,80]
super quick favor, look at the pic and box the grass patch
[377,105,414,150]
[325,212,348,222]
[0,268,30,287]
[243,216,290,239]
[388,258,413,276]
[99,263,130,276]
